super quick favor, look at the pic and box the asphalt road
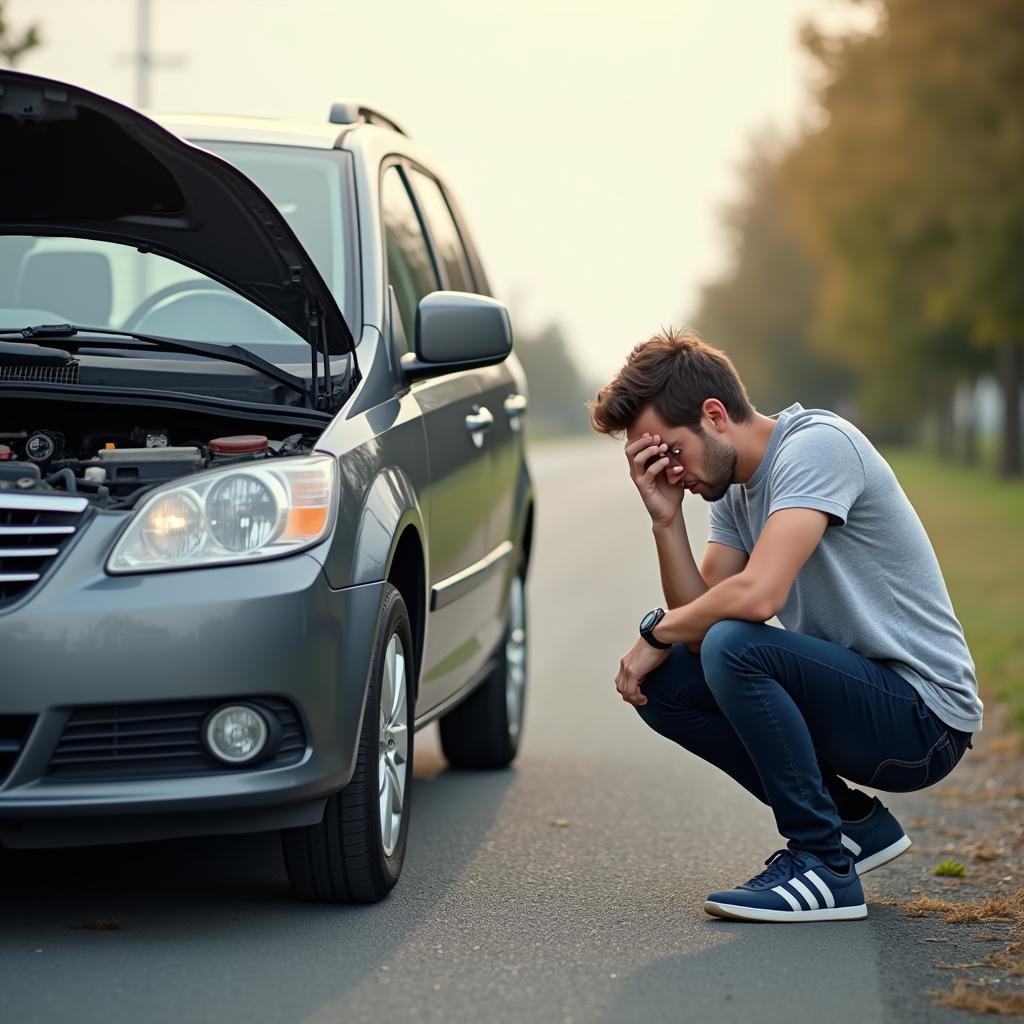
[0,438,967,1023]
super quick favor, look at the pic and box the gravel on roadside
[867,702,1024,1017]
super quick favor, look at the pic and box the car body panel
[0,509,385,843]
[317,350,501,714]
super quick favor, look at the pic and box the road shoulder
[868,702,1024,1017]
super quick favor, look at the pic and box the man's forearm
[652,515,709,608]
[652,571,773,644]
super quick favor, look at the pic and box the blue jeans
[636,620,972,867]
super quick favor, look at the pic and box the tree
[0,2,42,67]
[784,0,1024,471]
[694,137,852,421]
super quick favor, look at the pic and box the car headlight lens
[107,454,336,573]
[207,473,285,552]
[142,491,205,560]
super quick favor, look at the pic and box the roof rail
[328,100,406,136]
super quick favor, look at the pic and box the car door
[442,182,525,567]
[407,169,523,622]
[380,164,494,712]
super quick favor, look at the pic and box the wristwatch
[639,607,672,649]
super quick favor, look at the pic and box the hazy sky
[17,0,871,381]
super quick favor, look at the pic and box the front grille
[0,715,36,783]
[0,493,88,607]
[0,362,79,384]
[47,697,307,780]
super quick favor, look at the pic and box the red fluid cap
[0,444,13,460]
[209,434,269,455]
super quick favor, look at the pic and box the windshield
[0,144,353,363]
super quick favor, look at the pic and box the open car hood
[0,70,354,355]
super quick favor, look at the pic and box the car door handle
[503,393,528,431]
[465,405,494,448]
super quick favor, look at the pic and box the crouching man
[589,328,982,922]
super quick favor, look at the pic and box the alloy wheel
[378,633,409,857]
[505,575,527,742]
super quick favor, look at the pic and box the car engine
[0,400,320,509]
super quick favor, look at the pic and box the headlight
[207,473,285,552]
[142,491,205,560]
[107,454,336,573]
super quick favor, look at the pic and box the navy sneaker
[841,796,912,875]
[704,849,867,922]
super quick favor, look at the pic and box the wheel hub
[505,576,527,742]
[378,633,408,858]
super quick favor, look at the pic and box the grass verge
[883,450,1024,734]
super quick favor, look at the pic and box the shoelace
[746,849,800,888]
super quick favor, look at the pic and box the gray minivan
[0,71,533,903]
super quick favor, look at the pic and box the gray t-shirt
[707,402,983,733]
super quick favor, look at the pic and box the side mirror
[401,291,512,381]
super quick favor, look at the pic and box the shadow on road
[600,903,961,1024]
[601,917,885,1024]
[0,760,515,1022]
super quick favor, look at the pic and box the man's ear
[702,398,729,433]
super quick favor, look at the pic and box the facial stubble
[699,432,738,502]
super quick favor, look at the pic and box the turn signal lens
[281,467,333,541]
[283,506,329,541]
[107,455,336,573]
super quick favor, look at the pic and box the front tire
[282,583,414,903]
[439,571,527,770]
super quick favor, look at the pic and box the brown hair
[588,327,754,436]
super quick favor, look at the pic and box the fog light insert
[204,705,270,764]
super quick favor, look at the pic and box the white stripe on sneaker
[771,885,803,912]
[804,870,836,909]
[789,877,819,911]
[841,834,862,856]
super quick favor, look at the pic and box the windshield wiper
[0,324,343,410]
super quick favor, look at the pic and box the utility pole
[116,0,186,306]
[136,0,151,107]
[117,0,185,109]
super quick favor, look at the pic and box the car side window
[381,166,438,349]
[409,170,475,293]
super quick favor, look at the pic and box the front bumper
[0,510,384,848]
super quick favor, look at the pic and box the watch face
[640,609,660,632]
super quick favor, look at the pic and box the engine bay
[0,399,320,509]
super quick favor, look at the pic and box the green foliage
[695,137,851,417]
[699,1,1024,458]
[884,449,1024,733]
[933,859,967,878]
[0,1,42,67]
[783,0,1023,451]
